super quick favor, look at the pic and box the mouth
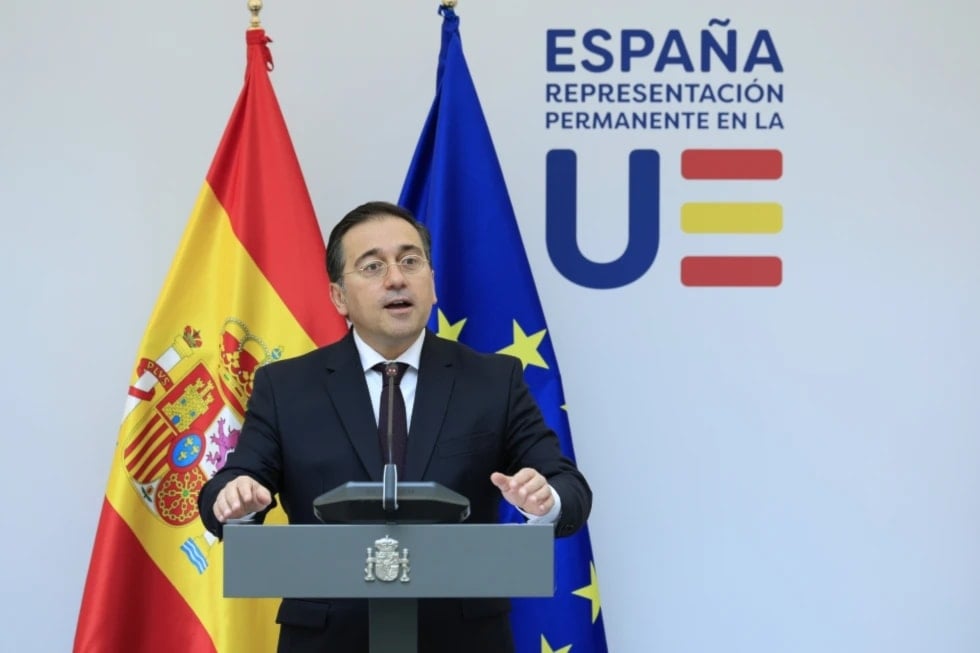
[383,297,414,313]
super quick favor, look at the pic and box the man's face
[329,215,437,359]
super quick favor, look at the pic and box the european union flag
[399,7,609,653]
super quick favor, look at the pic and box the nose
[383,261,408,287]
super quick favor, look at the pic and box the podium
[223,521,554,653]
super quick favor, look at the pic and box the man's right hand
[213,475,273,523]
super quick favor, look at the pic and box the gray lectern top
[223,523,554,599]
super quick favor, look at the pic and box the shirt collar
[351,328,425,373]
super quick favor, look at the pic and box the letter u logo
[546,150,660,289]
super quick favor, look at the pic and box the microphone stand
[382,363,398,516]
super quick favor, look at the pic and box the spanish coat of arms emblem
[365,536,410,583]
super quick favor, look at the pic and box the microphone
[381,362,398,515]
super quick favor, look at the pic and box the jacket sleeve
[197,365,283,538]
[502,356,592,538]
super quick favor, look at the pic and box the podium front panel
[223,523,553,599]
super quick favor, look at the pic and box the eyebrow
[353,244,423,266]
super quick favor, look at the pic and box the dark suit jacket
[198,329,591,653]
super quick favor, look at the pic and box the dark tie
[374,362,409,472]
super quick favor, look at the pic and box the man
[198,201,592,652]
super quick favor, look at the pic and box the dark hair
[326,201,433,284]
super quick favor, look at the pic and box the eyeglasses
[343,254,429,280]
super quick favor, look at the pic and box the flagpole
[248,0,263,29]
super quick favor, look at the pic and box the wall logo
[543,19,785,289]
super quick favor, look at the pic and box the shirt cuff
[226,512,257,524]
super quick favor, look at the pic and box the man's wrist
[521,485,562,524]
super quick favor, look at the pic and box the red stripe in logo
[681,256,783,287]
[681,149,783,180]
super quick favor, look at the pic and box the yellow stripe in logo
[681,202,783,234]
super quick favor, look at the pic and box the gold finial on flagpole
[247,0,263,29]
[441,0,458,7]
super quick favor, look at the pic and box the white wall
[2,0,978,651]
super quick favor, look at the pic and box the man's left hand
[490,468,554,516]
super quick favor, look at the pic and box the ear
[329,282,350,317]
[430,268,437,305]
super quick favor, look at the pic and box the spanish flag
[74,28,347,652]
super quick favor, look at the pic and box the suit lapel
[405,331,455,480]
[322,331,385,481]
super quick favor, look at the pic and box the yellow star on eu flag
[572,561,602,623]
[435,309,466,342]
[497,320,549,370]
[541,634,572,653]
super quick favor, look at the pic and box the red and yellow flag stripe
[75,29,346,653]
